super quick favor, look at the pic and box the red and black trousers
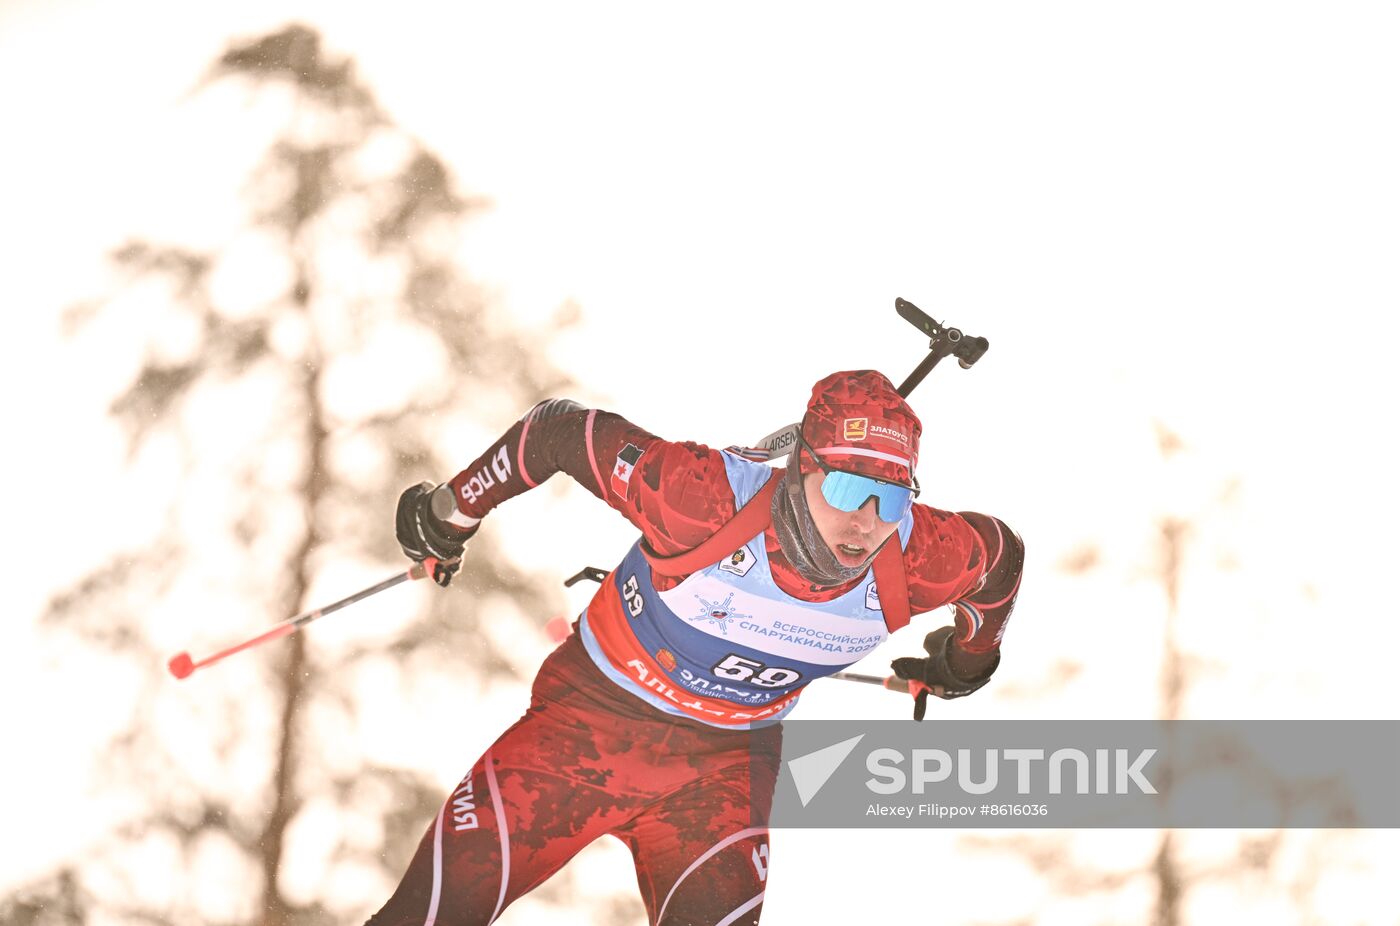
[367,632,781,926]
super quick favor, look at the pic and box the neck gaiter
[769,464,879,588]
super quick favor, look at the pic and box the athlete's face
[803,472,901,568]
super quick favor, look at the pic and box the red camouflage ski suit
[367,400,1023,926]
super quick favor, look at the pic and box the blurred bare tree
[2,24,641,926]
[954,421,1336,925]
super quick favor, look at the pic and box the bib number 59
[712,654,802,688]
[622,574,644,617]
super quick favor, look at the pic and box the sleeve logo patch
[458,445,513,505]
[610,443,644,499]
[718,544,757,577]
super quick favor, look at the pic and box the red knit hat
[800,370,921,486]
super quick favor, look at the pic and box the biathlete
[368,370,1024,926]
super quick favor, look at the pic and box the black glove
[890,626,1000,721]
[396,482,475,587]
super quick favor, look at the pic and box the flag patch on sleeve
[610,443,645,499]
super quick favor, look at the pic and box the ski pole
[829,670,913,693]
[543,617,912,694]
[167,557,457,680]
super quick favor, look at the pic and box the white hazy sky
[2,2,1398,923]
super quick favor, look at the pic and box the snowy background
[2,2,1398,924]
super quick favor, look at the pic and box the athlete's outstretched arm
[436,399,740,556]
[951,512,1024,655]
[900,508,1024,681]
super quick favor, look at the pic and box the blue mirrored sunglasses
[800,438,918,524]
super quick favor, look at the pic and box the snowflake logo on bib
[689,592,751,636]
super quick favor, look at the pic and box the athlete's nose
[849,497,880,533]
